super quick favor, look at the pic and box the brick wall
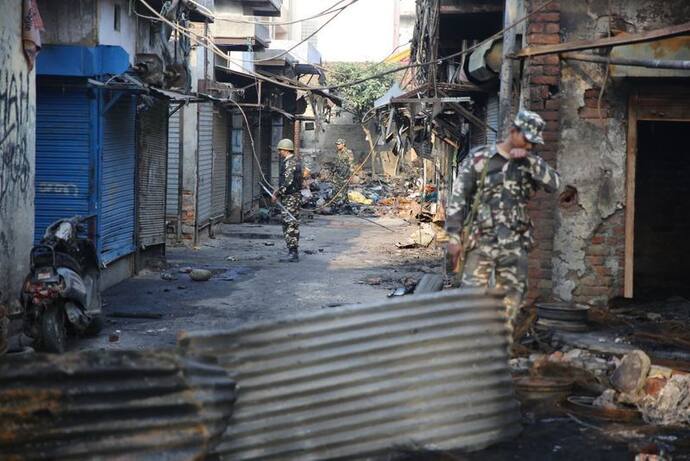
[524,1,561,304]
[572,210,625,305]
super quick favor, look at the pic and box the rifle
[453,155,491,276]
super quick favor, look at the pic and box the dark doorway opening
[634,121,690,299]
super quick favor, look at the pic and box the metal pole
[561,52,690,70]
[293,118,301,157]
[498,0,519,138]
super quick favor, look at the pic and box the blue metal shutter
[100,94,136,263]
[35,84,94,243]
[166,110,181,220]
[197,103,213,227]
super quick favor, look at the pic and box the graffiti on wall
[0,44,32,215]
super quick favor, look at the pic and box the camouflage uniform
[446,111,561,326]
[332,142,355,203]
[276,154,302,251]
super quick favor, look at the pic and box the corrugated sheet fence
[179,288,520,460]
[0,350,236,460]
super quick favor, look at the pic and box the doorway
[633,121,690,299]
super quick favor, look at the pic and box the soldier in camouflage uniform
[272,139,302,262]
[446,110,561,328]
[332,138,355,204]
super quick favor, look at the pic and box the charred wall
[547,0,690,305]
[0,0,36,333]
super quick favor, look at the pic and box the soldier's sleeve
[276,158,296,197]
[446,154,478,242]
[526,154,561,193]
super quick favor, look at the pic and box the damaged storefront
[397,0,690,308]
[35,48,138,274]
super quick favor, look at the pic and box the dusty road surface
[76,215,442,351]
[70,215,690,461]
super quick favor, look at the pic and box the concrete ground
[76,215,442,351]
[32,215,690,459]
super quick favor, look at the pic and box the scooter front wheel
[40,307,67,353]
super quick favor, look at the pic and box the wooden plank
[514,21,690,58]
[624,92,638,298]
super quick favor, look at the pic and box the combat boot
[280,248,299,263]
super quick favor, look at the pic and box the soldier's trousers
[332,176,350,203]
[461,243,528,328]
[281,193,301,250]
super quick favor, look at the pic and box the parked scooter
[22,216,103,352]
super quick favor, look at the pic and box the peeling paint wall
[552,0,690,305]
[0,0,36,318]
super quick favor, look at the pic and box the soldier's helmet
[277,138,295,151]
[513,110,545,145]
[335,138,346,146]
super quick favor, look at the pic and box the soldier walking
[332,138,355,204]
[272,139,302,263]
[446,110,561,329]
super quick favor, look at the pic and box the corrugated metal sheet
[167,110,181,220]
[486,93,500,145]
[35,84,93,243]
[197,102,214,227]
[137,99,168,248]
[100,93,136,263]
[0,350,236,460]
[179,288,520,460]
[212,107,228,220]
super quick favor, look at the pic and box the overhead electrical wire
[187,0,351,26]
[138,0,555,94]
[252,0,360,64]
[135,0,557,221]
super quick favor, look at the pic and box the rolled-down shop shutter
[35,83,94,243]
[229,112,244,221]
[242,122,254,213]
[100,93,136,264]
[197,102,213,228]
[166,110,181,222]
[486,93,500,146]
[211,107,228,220]
[470,102,487,149]
[137,99,168,248]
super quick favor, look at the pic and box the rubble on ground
[301,165,440,223]
[513,299,690,432]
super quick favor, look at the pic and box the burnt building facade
[406,0,690,306]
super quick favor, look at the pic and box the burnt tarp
[178,288,520,460]
[0,350,236,460]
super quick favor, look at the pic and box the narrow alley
[80,215,442,351]
[4,0,690,460]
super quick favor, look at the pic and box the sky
[292,0,399,63]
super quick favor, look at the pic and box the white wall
[97,0,137,63]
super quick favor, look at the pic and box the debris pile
[301,167,440,222]
[512,298,690,433]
